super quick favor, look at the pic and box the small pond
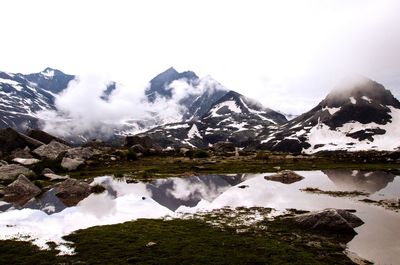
[0,170,399,263]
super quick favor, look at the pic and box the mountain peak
[324,76,400,108]
[146,67,199,102]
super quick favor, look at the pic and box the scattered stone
[180,148,191,155]
[264,170,304,184]
[125,135,162,151]
[12,158,41,166]
[145,241,157,247]
[83,139,106,148]
[130,144,145,153]
[41,168,54,175]
[293,208,364,235]
[65,147,94,160]
[110,156,116,161]
[33,140,69,160]
[61,157,84,171]
[54,178,92,206]
[3,175,41,205]
[238,185,249,189]
[0,164,35,182]
[213,141,235,152]
[44,173,70,181]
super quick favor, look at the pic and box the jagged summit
[145,67,199,102]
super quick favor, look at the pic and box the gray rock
[65,147,94,160]
[293,208,364,235]
[0,164,35,182]
[130,144,145,153]
[125,135,162,151]
[33,140,70,160]
[41,168,54,175]
[12,158,41,166]
[55,178,91,206]
[0,160,8,166]
[213,141,235,152]
[264,170,304,184]
[3,175,41,201]
[44,173,70,181]
[61,157,84,171]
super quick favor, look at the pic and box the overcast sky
[1,0,400,114]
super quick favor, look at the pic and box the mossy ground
[0,207,355,265]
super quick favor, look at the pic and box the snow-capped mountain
[0,68,74,130]
[0,67,227,142]
[145,67,228,121]
[258,77,400,153]
[137,91,287,148]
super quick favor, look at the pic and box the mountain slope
[258,77,400,153]
[137,90,287,149]
[0,68,73,130]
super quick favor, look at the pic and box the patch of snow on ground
[362,96,372,103]
[187,124,202,139]
[164,124,190,130]
[229,122,248,132]
[350,97,357,104]
[209,100,241,117]
[304,106,400,153]
[322,106,341,115]
[41,69,55,78]
[0,178,173,255]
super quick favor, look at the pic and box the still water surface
[0,170,399,263]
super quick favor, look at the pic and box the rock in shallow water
[54,178,91,206]
[264,170,304,184]
[293,208,364,235]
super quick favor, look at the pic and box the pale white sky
[1,0,400,114]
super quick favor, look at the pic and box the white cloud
[1,0,399,114]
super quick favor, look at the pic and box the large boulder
[293,208,364,235]
[54,178,92,206]
[65,147,95,160]
[0,164,35,182]
[213,141,235,152]
[125,135,162,151]
[61,157,84,171]
[264,170,304,184]
[3,175,41,205]
[0,128,44,153]
[33,140,70,160]
[4,174,41,197]
[26,129,70,146]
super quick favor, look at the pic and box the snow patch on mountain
[187,124,202,139]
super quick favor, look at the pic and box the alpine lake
[0,155,399,265]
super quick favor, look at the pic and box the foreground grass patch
[0,214,355,265]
